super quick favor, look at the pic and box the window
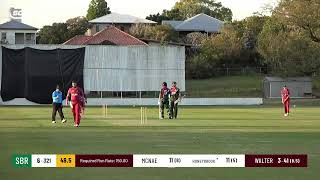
[1,32,6,40]
[15,33,24,44]
[26,33,32,41]
[96,25,100,32]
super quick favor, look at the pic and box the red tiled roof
[63,35,92,45]
[63,26,148,46]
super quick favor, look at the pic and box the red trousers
[71,103,82,125]
[283,100,290,113]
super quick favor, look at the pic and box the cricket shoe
[284,113,288,117]
[75,124,79,127]
[52,121,56,124]
[62,119,67,123]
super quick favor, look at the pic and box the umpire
[52,85,66,124]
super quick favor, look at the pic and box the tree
[229,16,269,67]
[37,17,90,44]
[183,32,207,46]
[86,0,111,21]
[146,12,170,24]
[274,0,320,43]
[129,24,179,44]
[256,0,320,76]
[146,25,179,43]
[38,23,68,44]
[163,9,183,20]
[66,16,90,38]
[204,26,242,65]
[232,16,269,49]
[187,26,243,79]
[172,0,232,21]
[129,24,152,38]
[146,0,232,23]
[257,16,320,76]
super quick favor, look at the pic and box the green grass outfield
[0,106,320,180]
[186,76,263,97]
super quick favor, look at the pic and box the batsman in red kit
[281,85,290,117]
[66,81,86,127]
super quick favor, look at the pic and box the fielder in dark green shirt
[169,81,181,119]
[158,82,171,119]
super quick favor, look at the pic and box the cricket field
[0,105,319,180]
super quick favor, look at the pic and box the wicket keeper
[158,82,171,119]
[281,85,290,117]
[51,85,66,124]
[169,81,181,119]
[66,81,86,127]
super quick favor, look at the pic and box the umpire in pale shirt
[52,85,66,124]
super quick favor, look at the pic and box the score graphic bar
[56,154,76,168]
[12,154,308,168]
[133,154,245,167]
[76,155,133,167]
[31,154,56,167]
[245,154,308,167]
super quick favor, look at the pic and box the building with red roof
[63,35,92,45]
[63,26,147,46]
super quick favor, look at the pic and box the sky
[0,0,279,29]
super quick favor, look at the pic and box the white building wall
[3,31,15,44]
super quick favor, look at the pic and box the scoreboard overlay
[12,154,308,168]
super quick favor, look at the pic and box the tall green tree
[256,0,320,76]
[86,0,111,21]
[146,12,170,24]
[146,0,232,23]
[274,0,320,43]
[129,24,179,44]
[37,17,90,44]
[183,32,207,46]
[257,16,320,76]
[229,16,269,67]
[38,23,68,44]
[172,0,233,21]
[66,16,90,38]
[187,26,243,79]
[232,16,268,49]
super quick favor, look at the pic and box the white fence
[87,98,263,106]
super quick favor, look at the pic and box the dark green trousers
[169,101,178,119]
[160,100,170,118]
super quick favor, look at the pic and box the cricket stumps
[140,107,148,125]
